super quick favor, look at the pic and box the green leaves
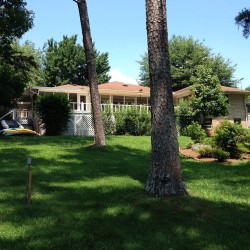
[43,35,111,87]
[138,36,238,90]
[235,7,250,38]
[35,93,71,136]
[0,0,35,109]
[190,66,229,118]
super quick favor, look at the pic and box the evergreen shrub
[186,121,206,142]
[35,93,71,136]
[214,120,250,158]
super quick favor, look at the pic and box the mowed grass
[0,136,249,250]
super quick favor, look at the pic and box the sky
[22,0,250,89]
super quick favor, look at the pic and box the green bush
[214,120,250,159]
[212,148,230,162]
[197,146,230,162]
[175,100,199,135]
[35,93,71,136]
[102,104,116,135]
[186,122,206,142]
[112,105,150,136]
[197,147,213,158]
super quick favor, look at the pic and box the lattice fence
[63,113,95,136]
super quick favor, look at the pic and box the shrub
[102,104,116,135]
[197,146,230,162]
[35,93,71,136]
[197,147,213,158]
[212,148,230,162]
[186,122,206,142]
[175,100,199,135]
[112,106,150,136]
[104,105,151,136]
[123,106,150,136]
[214,120,250,159]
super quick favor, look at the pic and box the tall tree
[0,0,35,112]
[235,7,250,38]
[144,0,188,196]
[190,66,229,124]
[0,0,33,61]
[74,0,106,146]
[138,36,238,91]
[43,35,110,86]
[14,40,45,88]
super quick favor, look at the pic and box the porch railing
[70,102,151,113]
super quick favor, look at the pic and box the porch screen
[113,96,124,104]
[69,93,77,111]
[101,95,109,103]
[125,96,135,105]
[138,97,148,105]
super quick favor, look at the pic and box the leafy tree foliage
[0,57,27,108]
[190,66,229,120]
[175,99,199,134]
[13,41,45,88]
[43,35,110,86]
[235,7,250,38]
[35,93,71,136]
[138,36,238,91]
[0,0,33,41]
[0,0,35,111]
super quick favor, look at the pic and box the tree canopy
[190,66,229,120]
[0,0,35,111]
[137,36,238,91]
[13,41,45,88]
[43,35,111,87]
[235,7,250,38]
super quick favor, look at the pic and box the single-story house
[15,81,250,135]
[16,82,151,135]
[173,86,250,129]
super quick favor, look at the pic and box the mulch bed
[179,148,250,164]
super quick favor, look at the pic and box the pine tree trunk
[144,0,188,196]
[76,0,106,146]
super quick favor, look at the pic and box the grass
[0,135,249,250]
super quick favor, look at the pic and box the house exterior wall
[174,90,249,129]
[212,94,248,128]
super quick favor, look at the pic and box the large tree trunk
[75,0,106,146]
[144,0,188,196]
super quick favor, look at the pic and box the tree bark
[144,0,188,196]
[75,0,106,146]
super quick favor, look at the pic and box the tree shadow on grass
[0,184,249,250]
[0,137,249,249]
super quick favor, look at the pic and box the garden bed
[180,147,250,163]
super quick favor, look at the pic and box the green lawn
[0,136,249,250]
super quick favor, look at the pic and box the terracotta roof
[174,85,250,95]
[98,81,150,93]
[50,82,150,93]
[54,84,88,90]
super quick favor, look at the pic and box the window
[234,118,241,124]
[203,117,212,128]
